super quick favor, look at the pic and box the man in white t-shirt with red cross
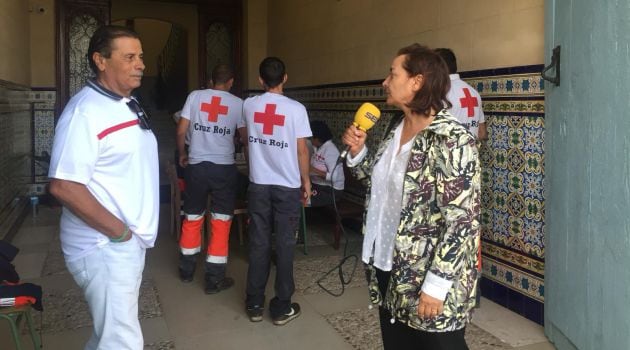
[436,48,487,141]
[243,57,312,326]
[436,48,486,307]
[176,64,246,294]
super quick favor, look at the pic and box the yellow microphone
[340,102,382,160]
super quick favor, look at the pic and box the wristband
[110,225,130,243]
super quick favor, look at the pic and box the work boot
[204,262,233,294]
[204,276,234,294]
[178,254,197,283]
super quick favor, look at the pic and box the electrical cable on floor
[316,156,359,297]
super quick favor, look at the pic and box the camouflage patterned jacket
[352,110,480,332]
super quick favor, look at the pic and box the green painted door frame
[544,1,630,349]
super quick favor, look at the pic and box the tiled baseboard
[481,276,544,325]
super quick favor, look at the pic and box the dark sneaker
[246,305,264,322]
[204,277,234,294]
[272,303,301,326]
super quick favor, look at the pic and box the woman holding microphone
[343,43,481,350]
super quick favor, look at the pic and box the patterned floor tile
[325,307,513,350]
[325,307,382,350]
[294,255,367,295]
[145,341,176,349]
[34,278,163,334]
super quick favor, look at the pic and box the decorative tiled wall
[31,89,56,184]
[0,81,32,239]
[284,64,546,324]
[468,65,545,325]
[0,82,56,239]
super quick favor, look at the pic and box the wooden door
[56,0,110,117]
[198,0,242,96]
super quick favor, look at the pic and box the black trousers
[245,183,301,318]
[183,161,238,216]
[375,268,469,350]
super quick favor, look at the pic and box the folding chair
[0,304,41,350]
[166,162,183,241]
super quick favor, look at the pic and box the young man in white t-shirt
[435,48,487,141]
[48,26,158,349]
[176,64,246,294]
[243,57,312,326]
[436,48,486,308]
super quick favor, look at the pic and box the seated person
[309,120,345,207]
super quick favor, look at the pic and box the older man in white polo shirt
[48,26,158,350]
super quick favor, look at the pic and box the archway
[111,18,188,113]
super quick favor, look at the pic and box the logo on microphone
[365,111,378,124]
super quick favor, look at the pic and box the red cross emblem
[200,96,229,122]
[254,104,285,135]
[459,88,479,118]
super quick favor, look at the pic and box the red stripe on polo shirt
[97,119,139,140]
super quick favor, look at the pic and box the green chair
[0,304,41,350]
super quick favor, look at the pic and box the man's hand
[110,226,133,243]
[302,179,312,205]
[297,137,311,204]
[417,292,444,319]
[179,153,189,168]
[176,117,190,168]
[120,231,133,242]
[48,179,129,241]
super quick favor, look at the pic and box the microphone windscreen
[338,102,381,161]
[353,102,381,132]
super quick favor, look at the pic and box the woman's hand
[342,124,367,157]
[417,292,444,319]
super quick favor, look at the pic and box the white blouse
[348,122,414,271]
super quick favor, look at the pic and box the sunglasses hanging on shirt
[126,98,152,130]
[87,79,152,131]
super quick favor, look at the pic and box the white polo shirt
[181,89,244,164]
[49,82,159,261]
[446,74,485,138]
[311,140,345,190]
[244,92,312,188]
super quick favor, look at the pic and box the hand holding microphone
[340,102,381,160]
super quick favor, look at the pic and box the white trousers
[66,236,146,350]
